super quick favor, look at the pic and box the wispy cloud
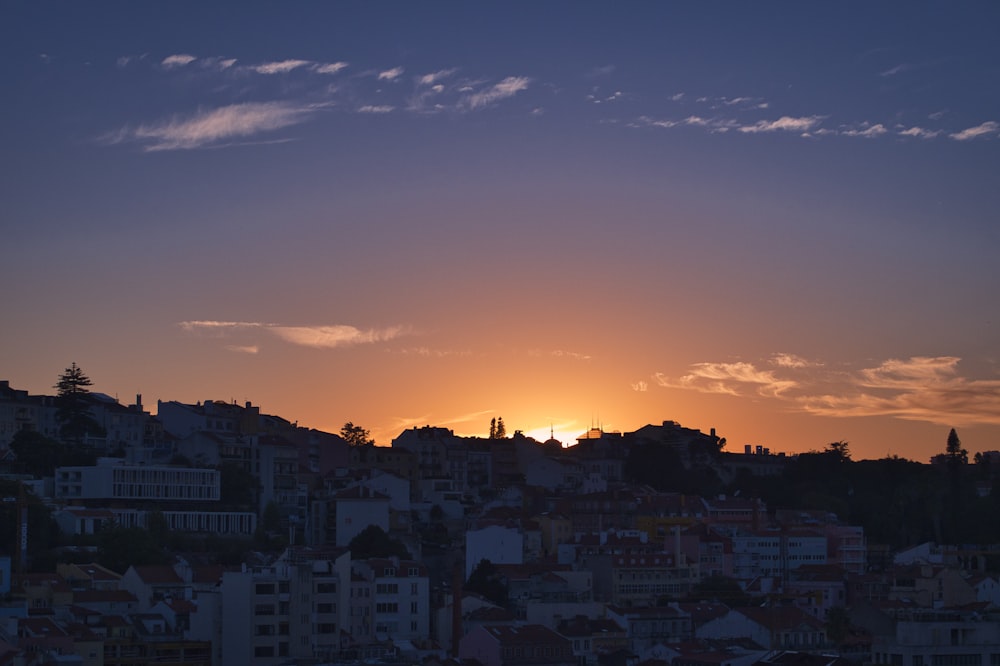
[357,105,394,114]
[771,353,817,369]
[378,66,404,81]
[656,361,798,398]
[880,63,909,77]
[461,76,531,110]
[315,61,348,75]
[393,347,471,358]
[225,345,259,354]
[899,126,941,139]
[162,54,197,69]
[631,381,648,392]
[103,101,316,151]
[253,59,312,74]
[588,65,615,77]
[738,115,823,134]
[841,122,888,138]
[950,121,999,141]
[419,68,456,86]
[270,325,405,349]
[653,355,1000,427]
[179,320,408,350]
[550,350,593,361]
[201,56,237,71]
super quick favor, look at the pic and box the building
[220,547,350,665]
[351,557,430,642]
[459,624,576,666]
[54,458,220,502]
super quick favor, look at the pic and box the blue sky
[2,2,999,460]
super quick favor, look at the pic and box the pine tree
[495,417,506,439]
[54,363,103,444]
[946,428,967,465]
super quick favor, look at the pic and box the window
[255,583,275,595]
[254,604,275,616]
[254,646,275,657]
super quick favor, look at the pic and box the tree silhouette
[466,559,508,607]
[348,525,411,560]
[54,363,104,444]
[341,422,375,447]
[495,417,506,439]
[946,428,967,466]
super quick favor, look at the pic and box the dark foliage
[466,558,508,607]
[348,524,411,560]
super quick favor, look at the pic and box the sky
[2,2,999,463]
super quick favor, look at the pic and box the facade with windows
[872,611,1000,666]
[351,558,430,643]
[54,459,220,501]
[220,548,350,665]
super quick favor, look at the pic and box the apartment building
[220,547,350,665]
[351,558,430,643]
[54,458,220,502]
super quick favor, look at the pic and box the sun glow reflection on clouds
[653,356,1000,428]
[179,321,408,350]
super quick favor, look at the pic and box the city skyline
[2,3,999,462]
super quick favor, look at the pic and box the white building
[334,486,390,547]
[220,547,350,665]
[54,458,220,502]
[351,558,430,643]
[727,528,828,581]
[466,524,524,578]
[872,610,1000,666]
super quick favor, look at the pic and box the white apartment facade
[351,558,430,643]
[220,548,350,665]
[54,458,220,501]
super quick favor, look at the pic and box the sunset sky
[3,3,999,462]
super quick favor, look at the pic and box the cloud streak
[461,76,531,110]
[950,121,1000,141]
[653,355,1000,427]
[162,54,197,69]
[180,320,408,350]
[254,59,312,74]
[104,101,316,151]
[378,66,404,81]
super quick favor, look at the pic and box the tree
[489,417,506,439]
[826,606,851,646]
[946,428,968,466]
[348,525,411,560]
[341,422,375,447]
[825,440,851,462]
[10,430,95,477]
[54,363,104,444]
[466,559,508,607]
